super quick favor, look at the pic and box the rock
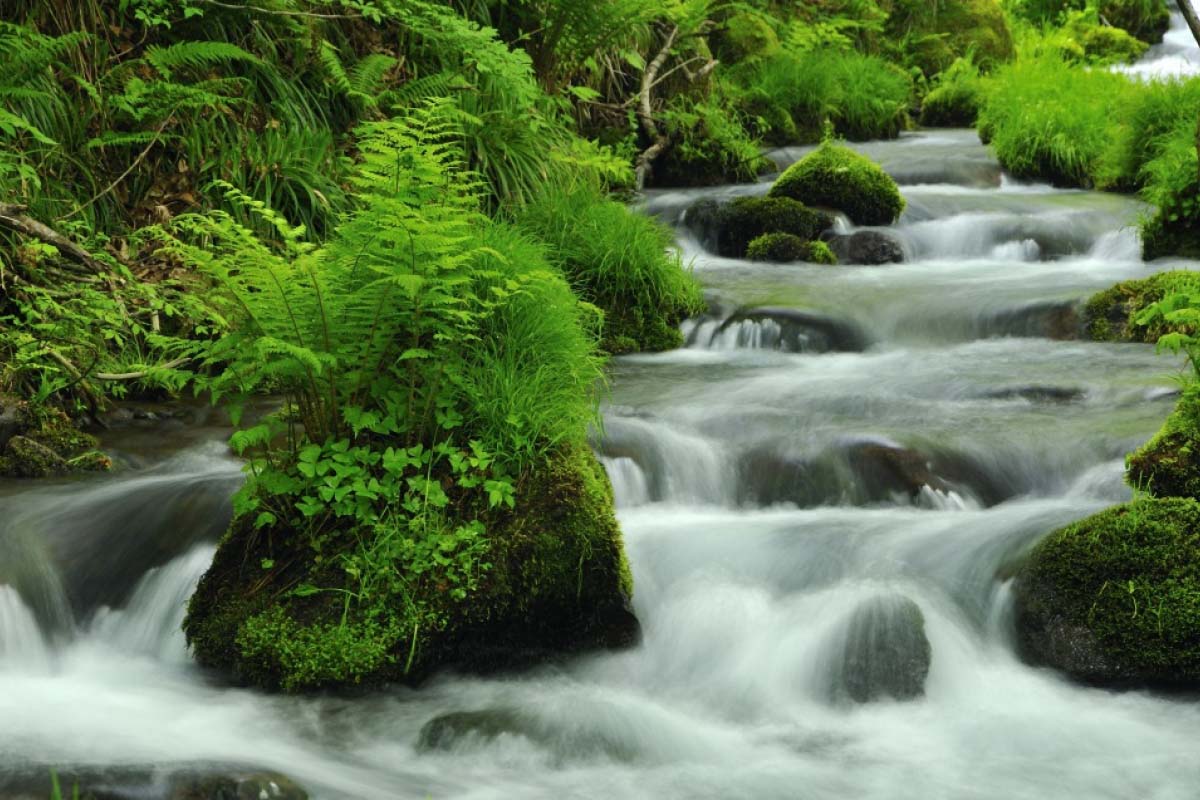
[1078,24,1148,64]
[980,300,1082,340]
[170,770,308,800]
[3,435,68,478]
[417,708,532,751]
[685,196,827,258]
[746,233,837,264]
[720,307,869,353]
[0,765,307,800]
[1127,382,1200,500]
[1014,497,1200,688]
[0,394,26,449]
[982,386,1085,404]
[769,143,905,226]
[185,445,639,691]
[827,594,931,703]
[711,11,779,63]
[1099,0,1169,44]
[825,230,904,265]
[1084,270,1200,342]
[845,441,951,501]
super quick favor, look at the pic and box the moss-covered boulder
[712,11,780,64]
[920,82,981,127]
[1083,270,1200,342]
[185,444,638,692]
[1078,24,1149,63]
[0,396,109,478]
[1100,0,1170,43]
[883,0,1015,75]
[685,196,828,258]
[1014,497,1200,688]
[1127,382,1200,499]
[769,143,905,226]
[746,233,837,264]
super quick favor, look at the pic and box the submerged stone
[827,594,932,704]
[719,307,868,353]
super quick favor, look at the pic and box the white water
[1116,11,1200,79]
[6,59,1200,800]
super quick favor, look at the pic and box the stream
[5,33,1200,800]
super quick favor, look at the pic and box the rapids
[4,85,1200,800]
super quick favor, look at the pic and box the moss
[715,196,826,258]
[1142,212,1200,261]
[1100,0,1170,43]
[745,234,838,264]
[712,12,779,64]
[603,304,687,354]
[883,0,1015,75]
[1127,382,1200,499]
[1015,497,1200,687]
[1083,270,1200,342]
[769,142,905,226]
[185,444,638,692]
[1078,24,1149,64]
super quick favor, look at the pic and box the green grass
[515,184,703,353]
[729,49,912,144]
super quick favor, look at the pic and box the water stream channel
[4,23,1200,799]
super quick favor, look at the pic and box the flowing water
[5,96,1200,800]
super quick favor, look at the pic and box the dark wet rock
[417,708,533,751]
[720,307,869,353]
[683,196,828,258]
[0,765,307,800]
[1014,498,1200,689]
[982,386,1086,404]
[416,707,638,762]
[825,230,905,265]
[828,594,932,704]
[736,439,1019,510]
[0,394,23,448]
[977,300,1082,340]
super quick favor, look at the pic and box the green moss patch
[769,142,905,226]
[1015,497,1200,687]
[746,233,837,264]
[883,0,1015,75]
[718,196,825,257]
[0,397,109,478]
[1100,0,1170,43]
[1083,270,1200,342]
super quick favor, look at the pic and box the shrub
[516,184,703,353]
[884,0,1015,75]
[919,58,983,127]
[769,141,905,225]
[729,49,911,144]
[1140,119,1200,259]
[1079,24,1148,63]
[656,97,769,187]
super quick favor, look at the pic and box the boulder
[720,307,868,352]
[417,708,533,751]
[2,436,68,478]
[769,143,905,226]
[827,593,932,703]
[685,196,827,258]
[883,0,1014,74]
[826,230,905,265]
[1014,497,1200,688]
[1100,0,1169,43]
[1084,270,1200,343]
[185,445,639,692]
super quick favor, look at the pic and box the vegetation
[920,58,985,127]
[769,142,905,225]
[1128,383,1200,499]
[1084,271,1200,343]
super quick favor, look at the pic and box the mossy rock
[0,396,107,478]
[1083,270,1200,342]
[602,304,690,354]
[720,196,826,257]
[1100,0,1170,43]
[1142,210,1200,261]
[746,233,838,264]
[769,143,905,226]
[712,11,780,64]
[1078,24,1149,63]
[184,444,639,692]
[1127,382,1200,499]
[883,0,1015,75]
[1014,497,1200,688]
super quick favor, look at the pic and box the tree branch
[0,204,106,273]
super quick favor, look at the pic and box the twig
[94,357,191,382]
[0,204,106,273]
[198,0,361,19]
